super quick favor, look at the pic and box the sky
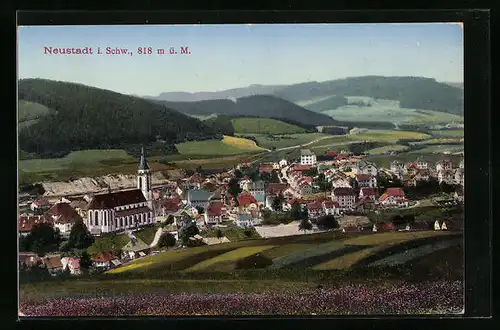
[17,23,463,96]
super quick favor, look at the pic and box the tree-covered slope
[157,95,339,127]
[18,79,220,158]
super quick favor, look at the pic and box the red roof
[266,183,288,195]
[207,201,224,217]
[333,187,356,196]
[293,165,312,172]
[360,188,377,196]
[354,197,375,208]
[288,198,305,205]
[93,251,115,262]
[336,155,348,160]
[325,151,337,157]
[243,175,249,180]
[379,193,390,202]
[377,223,395,232]
[385,187,405,197]
[407,162,417,168]
[45,203,82,224]
[18,216,48,232]
[356,174,371,181]
[43,256,63,269]
[237,192,258,207]
[258,164,274,173]
[323,200,339,208]
[32,198,51,207]
[162,198,181,212]
[88,189,147,209]
[307,200,323,210]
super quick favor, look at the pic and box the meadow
[175,136,266,156]
[429,130,464,138]
[319,98,464,124]
[366,144,409,155]
[239,133,328,150]
[231,117,307,134]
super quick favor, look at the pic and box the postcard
[18,22,464,316]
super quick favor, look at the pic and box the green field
[320,98,464,124]
[175,136,266,156]
[414,138,463,145]
[408,145,464,154]
[429,130,464,138]
[231,117,307,134]
[367,144,409,155]
[102,230,457,277]
[240,133,328,150]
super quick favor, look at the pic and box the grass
[87,233,130,256]
[241,133,328,150]
[414,138,463,145]
[134,226,158,246]
[429,130,464,138]
[231,117,307,134]
[342,231,452,246]
[367,144,409,155]
[175,136,265,156]
[321,97,464,124]
[312,247,380,270]
[172,153,265,170]
[19,149,136,173]
[408,145,464,154]
[201,225,261,241]
[184,246,277,272]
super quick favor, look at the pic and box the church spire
[138,145,150,171]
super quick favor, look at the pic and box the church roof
[138,146,150,171]
[87,189,146,210]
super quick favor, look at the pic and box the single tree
[234,169,243,179]
[67,220,94,250]
[79,251,93,272]
[301,206,309,220]
[243,229,253,238]
[165,215,175,225]
[26,222,62,257]
[195,206,205,215]
[272,194,284,211]
[316,215,340,230]
[228,178,243,199]
[158,232,177,248]
[290,202,303,220]
[216,229,224,242]
[179,223,200,246]
[298,218,313,234]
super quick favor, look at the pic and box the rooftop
[300,149,315,156]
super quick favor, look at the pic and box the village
[18,146,464,277]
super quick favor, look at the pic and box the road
[149,227,164,248]
[275,135,333,152]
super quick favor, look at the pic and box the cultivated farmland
[175,136,265,156]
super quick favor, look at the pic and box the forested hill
[273,76,463,115]
[18,79,220,158]
[155,95,340,127]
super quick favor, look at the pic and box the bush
[158,232,176,248]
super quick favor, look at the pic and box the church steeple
[138,145,150,171]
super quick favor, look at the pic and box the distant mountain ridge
[145,76,464,115]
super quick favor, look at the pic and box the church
[85,147,155,235]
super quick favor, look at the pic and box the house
[300,149,317,166]
[436,159,453,172]
[307,200,325,220]
[30,198,51,212]
[204,201,225,225]
[235,213,261,228]
[354,160,378,176]
[187,174,206,189]
[92,251,116,269]
[454,188,464,203]
[279,159,288,167]
[42,255,64,276]
[353,197,376,212]
[187,189,211,209]
[237,192,259,210]
[45,202,83,235]
[437,170,455,184]
[390,161,405,178]
[244,181,266,205]
[161,198,182,217]
[121,238,151,260]
[322,200,340,216]
[286,198,306,210]
[18,215,47,236]
[415,157,428,170]
[292,164,312,173]
[359,187,377,201]
[414,169,431,182]
[378,187,408,208]
[355,174,377,188]
[258,164,274,174]
[61,257,82,275]
[454,168,465,187]
[69,199,89,219]
[209,189,224,203]
[332,187,357,210]
[19,252,41,268]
